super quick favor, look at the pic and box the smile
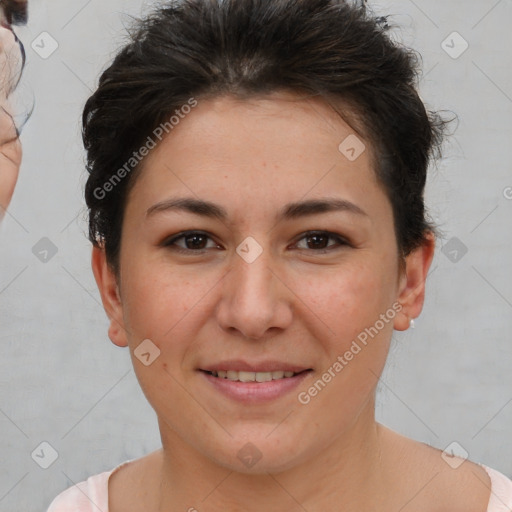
[205,370,302,382]
[199,368,313,403]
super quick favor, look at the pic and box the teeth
[209,370,299,381]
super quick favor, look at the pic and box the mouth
[201,369,311,382]
[198,367,313,403]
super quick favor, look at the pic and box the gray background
[0,0,511,510]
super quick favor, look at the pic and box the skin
[93,91,492,511]
[0,23,23,219]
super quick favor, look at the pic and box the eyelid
[162,230,220,253]
[291,231,350,251]
[162,230,350,254]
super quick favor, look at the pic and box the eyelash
[162,230,350,255]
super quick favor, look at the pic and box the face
[94,91,433,473]
[0,24,23,218]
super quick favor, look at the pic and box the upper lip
[200,360,312,373]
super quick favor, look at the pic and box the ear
[91,246,128,347]
[394,231,436,331]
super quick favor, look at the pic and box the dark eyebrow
[146,196,368,221]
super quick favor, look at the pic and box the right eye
[162,230,222,255]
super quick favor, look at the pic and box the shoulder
[108,450,163,512]
[406,443,508,512]
[481,465,512,512]
[46,463,129,512]
[377,426,496,512]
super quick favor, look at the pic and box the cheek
[292,264,393,428]
[119,259,220,374]
[298,258,396,342]
[120,266,196,406]
[120,254,195,339]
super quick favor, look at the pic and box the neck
[155,400,389,512]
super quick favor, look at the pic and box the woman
[47,0,512,510]
[0,0,27,218]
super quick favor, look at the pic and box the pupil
[187,234,206,249]
[309,234,327,249]
[184,234,329,250]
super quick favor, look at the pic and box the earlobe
[394,232,436,331]
[91,246,129,347]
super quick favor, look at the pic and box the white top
[46,461,512,511]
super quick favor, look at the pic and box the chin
[213,446,303,475]
[198,427,312,475]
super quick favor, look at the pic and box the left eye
[162,230,348,254]
[293,231,348,251]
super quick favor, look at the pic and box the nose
[215,240,293,340]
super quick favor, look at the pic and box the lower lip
[199,370,312,404]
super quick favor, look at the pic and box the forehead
[125,92,387,224]
[153,91,369,159]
